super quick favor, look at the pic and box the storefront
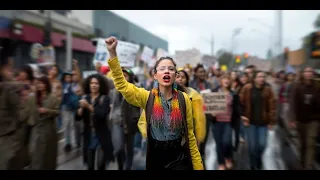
[0,16,96,71]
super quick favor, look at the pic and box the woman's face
[231,71,238,80]
[90,77,100,94]
[240,75,248,84]
[154,59,176,87]
[176,71,188,88]
[221,78,230,89]
[36,81,46,91]
[49,66,58,78]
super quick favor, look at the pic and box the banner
[201,92,227,114]
[92,38,140,67]
[140,46,154,63]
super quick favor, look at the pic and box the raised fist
[105,36,118,52]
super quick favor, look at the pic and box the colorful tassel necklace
[150,81,183,131]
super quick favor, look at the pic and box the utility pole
[65,27,72,71]
[275,10,283,67]
[210,35,214,56]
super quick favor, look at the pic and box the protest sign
[93,39,109,66]
[92,38,140,67]
[201,92,227,114]
[117,40,140,67]
[140,46,154,63]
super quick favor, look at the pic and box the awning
[0,23,95,53]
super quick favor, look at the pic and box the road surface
[57,125,287,170]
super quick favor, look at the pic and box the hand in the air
[105,36,118,52]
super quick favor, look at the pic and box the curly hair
[83,73,110,96]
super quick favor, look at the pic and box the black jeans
[147,137,192,170]
[87,148,108,170]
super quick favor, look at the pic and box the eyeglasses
[156,66,176,73]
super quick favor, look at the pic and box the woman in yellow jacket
[105,37,203,170]
[138,70,206,145]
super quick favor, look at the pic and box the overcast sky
[109,10,320,58]
[72,10,320,58]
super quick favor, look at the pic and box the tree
[301,14,320,49]
[314,14,320,29]
[216,49,233,66]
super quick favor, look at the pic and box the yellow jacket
[187,87,206,143]
[138,87,206,143]
[108,57,204,170]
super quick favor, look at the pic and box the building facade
[92,10,168,51]
[0,10,95,70]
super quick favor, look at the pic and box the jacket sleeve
[108,57,150,109]
[138,110,147,138]
[268,87,277,125]
[192,92,206,143]
[184,93,204,170]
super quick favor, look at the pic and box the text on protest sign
[92,38,140,67]
[117,41,140,67]
[201,92,227,114]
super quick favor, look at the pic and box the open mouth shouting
[163,75,171,83]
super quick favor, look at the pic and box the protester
[290,66,320,170]
[76,74,114,170]
[31,76,60,170]
[106,36,203,170]
[176,69,206,145]
[110,67,141,170]
[0,57,21,170]
[211,75,241,170]
[239,71,276,170]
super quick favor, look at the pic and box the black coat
[76,94,114,162]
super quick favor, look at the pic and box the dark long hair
[36,76,52,107]
[19,65,34,82]
[83,74,110,96]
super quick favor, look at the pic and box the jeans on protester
[62,109,75,146]
[213,122,233,165]
[56,116,62,130]
[112,124,135,170]
[247,124,268,170]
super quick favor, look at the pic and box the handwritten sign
[117,40,140,67]
[201,92,227,114]
[92,38,140,67]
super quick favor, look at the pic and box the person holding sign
[209,75,241,170]
[105,36,203,170]
[239,71,276,170]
